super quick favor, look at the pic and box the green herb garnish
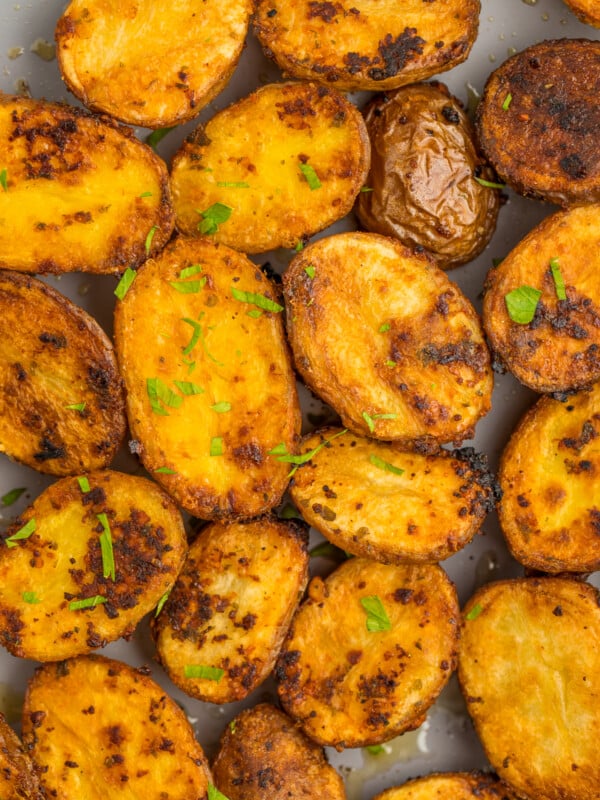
[465,603,483,620]
[1,487,26,506]
[114,267,137,300]
[217,181,249,188]
[502,92,512,110]
[368,454,404,476]
[169,264,206,293]
[247,309,263,318]
[360,595,391,632]
[360,186,374,193]
[5,518,36,548]
[154,467,177,475]
[69,595,107,611]
[305,265,316,279]
[145,225,158,255]
[155,589,171,616]
[385,360,397,367]
[550,257,567,300]
[378,323,390,333]
[0,169,8,192]
[231,287,283,313]
[208,784,230,800]
[181,316,224,366]
[505,285,542,324]
[210,437,223,456]
[77,476,91,493]
[197,202,232,235]
[173,380,204,396]
[22,591,41,604]
[279,503,302,520]
[299,162,321,190]
[184,665,224,681]
[211,401,231,413]
[146,377,183,416]
[138,191,153,198]
[145,126,176,149]
[65,402,86,412]
[474,177,505,189]
[365,744,385,755]
[362,412,398,433]
[97,513,115,581]
[268,429,348,477]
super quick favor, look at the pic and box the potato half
[0,471,187,661]
[373,772,520,800]
[0,712,43,800]
[562,0,600,28]
[170,81,370,253]
[0,93,173,274]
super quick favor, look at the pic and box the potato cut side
[0,271,126,475]
[0,712,43,800]
[22,655,210,800]
[114,236,301,520]
[483,204,600,393]
[283,232,493,447]
[289,428,497,564]
[276,558,460,748]
[212,704,346,800]
[0,93,173,274]
[476,39,600,206]
[0,471,187,661]
[562,0,600,28]
[253,0,479,91]
[152,517,309,703]
[56,0,250,128]
[373,772,520,800]
[171,82,370,253]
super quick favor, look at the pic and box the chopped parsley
[169,264,206,293]
[247,309,263,318]
[385,360,397,367]
[5,518,36,548]
[208,784,230,800]
[184,665,224,681]
[502,92,512,111]
[299,162,321,190]
[465,603,483,620]
[474,176,505,189]
[147,377,183,416]
[77,476,91,493]
[304,265,316,279]
[210,437,223,456]
[231,287,283,313]
[114,267,137,300]
[154,467,177,475]
[217,181,249,188]
[138,191,153,198]
[197,202,232,235]
[97,513,115,581]
[145,225,158,255]
[1,487,26,506]
[360,186,374,193]
[368,454,404,476]
[268,429,348,476]
[362,411,398,433]
[550,257,567,300]
[22,591,41,604]
[173,380,204,396]
[181,315,224,366]
[0,169,7,192]
[360,595,391,632]
[155,589,171,616]
[505,285,542,324]
[378,323,390,333]
[365,744,386,755]
[145,126,175,149]
[65,402,86,412]
[69,595,107,611]
[211,401,231,413]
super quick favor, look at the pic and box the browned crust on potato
[372,771,520,800]
[0,712,43,800]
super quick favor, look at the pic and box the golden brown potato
[0,471,187,662]
[22,655,211,800]
[283,232,493,447]
[152,517,309,703]
[253,0,480,92]
[459,578,600,800]
[0,271,126,475]
[171,82,370,254]
[356,82,500,270]
[476,39,600,206]
[212,703,346,799]
[56,0,251,128]
[0,92,173,274]
[276,557,460,749]
[483,204,600,393]
[372,771,520,800]
[114,236,301,520]
[498,385,600,573]
[0,712,43,800]
[563,0,600,28]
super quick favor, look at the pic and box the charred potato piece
[0,271,125,475]
[498,384,600,573]
[476,39,600,206]
[356,82,500,270]
[483,204,600,393]
[171,82,370,254]
[373,771,520,800]
[276,558,460,748]
[0,93,173,274]
[283,232,493,447]
[22,655,211,799]
[289,428,496,564]
[56,0,250,128]
[253,0,479,92]
[152,517,309,703]
[0,712,43,800]
[114,236,301,520]
[562,0,600,28]
[458,578,600,800]
[0,471,186,661]
[212,703,346,799]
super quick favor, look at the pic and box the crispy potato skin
[276,558,460,748]
[459,578,600,800]
[253,0,480,92]
[114,236,301,520]
[483,204,600,393]
[498,386,600,573]
[476,39,600,206]
[0,271,126,475]
[0,92,173,274]
[0,471,187,661]
[56,0,250,128]
[373,771,519,800]
[22,655,211,800]
[212,703,346,799]
[171,82,370,253]
[152,517,309,703]
[562,0,600,28]
[0,713,43,800]
[289,428,497,564]
[356,82,500,269]
[283,232,492,447]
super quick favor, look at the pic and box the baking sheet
[0,0,598,797]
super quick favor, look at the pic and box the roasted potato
[562,0,600,28]
[114,236,301,520]
[476,39,600,206]
[211,703,346,799]
[56,0,251,128]
[483,204,600,393]
[0,470,187,661]
[152,516,309,703]
[253,0,480,92]
[0,92,173,274]
[0,712,43,800]
[276,557,460,749]
[289,427,497,564]
[356,82,500,270]
[372,771,520,800]
[459,578,600,800]
[0,271,126,475]
[170,81,370,254]
[22,655,211,800]
[283,232,493,447]
[498,384,600,573]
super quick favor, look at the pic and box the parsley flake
[181,316,224,366]
[360,595,391,632]
[299,162,322,190]
[197,202,232,235]
[184,665,224,681]
[145,126,175,149]
[145,225,159,255]
[360,186,374,193]
[147,377,183,416]
[385,360,397,367]
[465,603,483,620]
[231,287,283,313]
[154,467,177,475]
[1,487,26,506]
[362,412,398,433]
[211,401,231,413]
[365,744,386,755]
[246,309,263,318]
[369,454,404,476]
[217,181,249,188]
[550,257,567,300]
[77,476,91,493]
[5,518,36,548]
[0,169,7,192]
[268,429,348,476]
[65,402,86,413]
[208,784,230,800]
[114,267,137,300]
[138,191,153,198]
[22,591,41,604]
[69,595,107,611]
[378,323,390,333]
[474,176,505,189]
[502,92,513,110]
[173,380,204,396]
[505,285,542,324]
[97,513,115,581]
[304,265,316,279]
[169,264,206,293]
[210,437,223,456]
[155,589,171,616]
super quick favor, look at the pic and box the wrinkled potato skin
[0,271,126,475]
[476,39,600,206]
[459,578,600,800]
[212,704,346,800]
[373,771,520,800]
[0,713,43,800]
[253,0,480,92]
[56,0,250,128]
[22,655,211,800]
[483,204,600,393]
[562,0,600,28]
[356,82,500,269]
[0,93,173,274]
